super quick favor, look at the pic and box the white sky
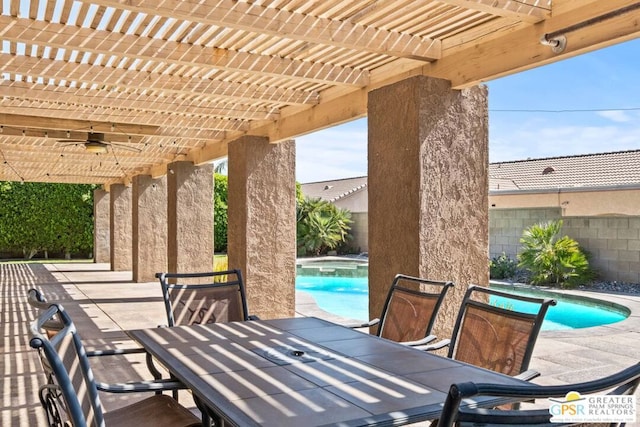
[296,38,640,184]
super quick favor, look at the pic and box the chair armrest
[415,338,451,352]
[345,318,380,329]
[96,378,188,394]
[86,347,147,357]
[398,335,437,346]
[87,347,164,380]
[514,369,541,381]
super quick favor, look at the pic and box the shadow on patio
[2,262,639,425]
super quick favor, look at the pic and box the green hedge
[0,182,95,259]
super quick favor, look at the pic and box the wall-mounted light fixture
[540,34,566,54]
[541,3,640,55]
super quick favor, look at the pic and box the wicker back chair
[157,269,256,327]
[430,285,556,377]
[352,274,454,346]
[29,303,201,427]
[437,362,640,427]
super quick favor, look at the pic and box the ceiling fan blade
[57,139,87,143]
[109,142,142,152]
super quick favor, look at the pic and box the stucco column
[109,184,133,271]
[368,75,489,340]
[227,136,296,319]
[132,175,168,282]
[93,189,110,263]
[166,161,214,273]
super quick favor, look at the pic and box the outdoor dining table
[128,317,530,427]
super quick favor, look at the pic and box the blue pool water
[296,276,369,320]
[295,276,628,331]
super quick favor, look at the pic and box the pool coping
[535,288,640,339]
[489,280,640,337]
[296,282,640,338]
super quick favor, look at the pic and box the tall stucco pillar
[93,189,110,263]
[166,161,214,273]
[227,136,296,319]
[110,184,133,271]
[368,75,489,340]
[132,175,168,282]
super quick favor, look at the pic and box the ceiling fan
[57,132,141,153]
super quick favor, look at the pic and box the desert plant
[296,197,352,256]
[517,220,593,287]
[489,252,518,279]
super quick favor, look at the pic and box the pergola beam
[232,0,640,146]
[438,0,550,23]
[0,52,319,106]
[0,112,159,136]
[0,16,370,87]
[90,0,442,61]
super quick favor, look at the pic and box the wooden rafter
[0,53,320,105]
[0,16,370,86]
[438,0,550,23]
[0,0,637,185]
[90,0,442,61]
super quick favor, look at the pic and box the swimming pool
[295,275,629,330]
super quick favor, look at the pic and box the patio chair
[29,303,201,427]
[422,285,557,380]
[157,269,258,327]
[156,269,258,422]
[28,288,165,426]
[28,288,163,377]
[27,288,63,338]
[350,274,454,346]
[436,362,640,427]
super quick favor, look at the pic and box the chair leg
[193,395,225,427]
[38,384,66,427]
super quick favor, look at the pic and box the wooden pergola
[1,0,638,187]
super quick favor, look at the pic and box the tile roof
[302,150,640,199]
[301,176,367,202]
[490,150,640,192]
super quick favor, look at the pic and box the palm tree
[214,158,228,175]
[296,197,352,256]
[518,220,593,287]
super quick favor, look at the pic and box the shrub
[296,197,352,256]
[489,253,518,279]
[213,173,228,252]
[517,220,594,287]
[0,182,94,259]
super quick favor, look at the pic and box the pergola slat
[0,0,636,185]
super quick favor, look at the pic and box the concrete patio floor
[2,262,639,426]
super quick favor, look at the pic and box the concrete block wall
[563,217,640,283]
[489,208,560,260]
[489,208,640,283]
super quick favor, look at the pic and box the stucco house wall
[348,212,368,253]
[334,190,368,213]
[490,187,640,217]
